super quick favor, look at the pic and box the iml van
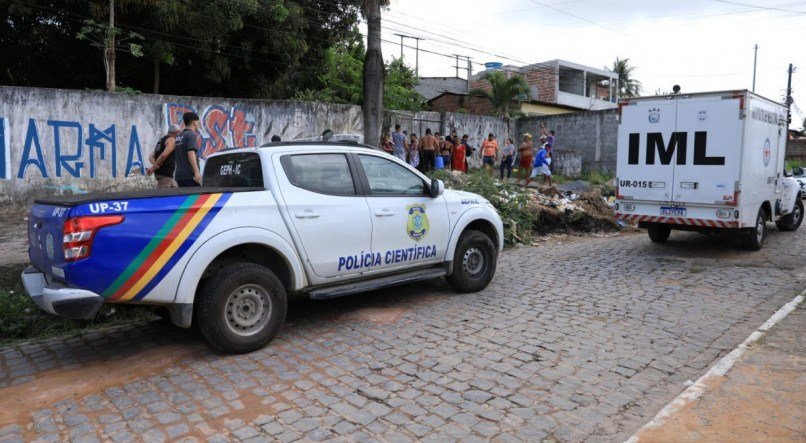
[615,90,800,250]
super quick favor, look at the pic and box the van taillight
[63,215,124,261]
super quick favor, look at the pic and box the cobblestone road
[1,228,804,443]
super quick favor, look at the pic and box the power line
[526,0,628,36]
[709,0,806,14]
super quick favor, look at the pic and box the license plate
[661,206,686,216]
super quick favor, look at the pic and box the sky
[364,0,806,129]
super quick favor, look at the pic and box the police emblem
[763,137,771,166]
[648,108,660,124]
[406,204,429,242]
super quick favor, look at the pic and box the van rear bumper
[21,266,104,320]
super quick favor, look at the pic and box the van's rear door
[672,94,743,205]
[617,97,677,202]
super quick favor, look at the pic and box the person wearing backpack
[146,124,181,188]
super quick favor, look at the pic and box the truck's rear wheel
[776,199,803,231]
[742,208,767,250]
[196,263,287,353]
[647,224,672,242]
[446,230,497,293]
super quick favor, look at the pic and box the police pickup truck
[22,141,504,353]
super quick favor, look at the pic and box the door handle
[374,209,395,217]
[295,210,320,219]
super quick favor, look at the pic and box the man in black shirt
[147,124,181,188]
[174,112,203,187]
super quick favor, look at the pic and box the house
[427,91,583,116]
[468,59,619,113]
[414,77,469,101]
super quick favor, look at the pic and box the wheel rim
[793,205,802,225]
[756,214,764,242]
[224,284,272,337]
[463,247,485,277]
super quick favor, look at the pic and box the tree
[611,57,642,98]
[361,0,388,148]
[384,57,425,111]
[469,71,530,118]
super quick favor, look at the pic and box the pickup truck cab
[22,141,504,353]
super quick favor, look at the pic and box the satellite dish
[672,85,681,94]
[321,129,334,141]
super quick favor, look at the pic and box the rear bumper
[21,266,104,320]
[616,213,739,228]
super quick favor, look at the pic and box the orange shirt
[481,139,498,157]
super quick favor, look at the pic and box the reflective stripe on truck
[615,213,739,228]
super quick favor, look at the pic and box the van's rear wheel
[742,208,767,250]
[446,230,497,293]
[196,263,287,353]
[776,199,803,231]
[647,224,672,242]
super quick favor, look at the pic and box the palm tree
[361,0,390,148]
[468,71,530,118]
[611,57,642,98]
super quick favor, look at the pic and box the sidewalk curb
[625,291,805,443]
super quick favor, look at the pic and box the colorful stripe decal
[615,213,738,228]
[104,193,227,302]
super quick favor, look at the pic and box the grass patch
[786,160,803,172]
[0,264,156,346]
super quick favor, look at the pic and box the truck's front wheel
[446,230,497,293]
[776,198,803,231]
[742,208,767,250]
[647,224,672,242]
[196,263,287,353]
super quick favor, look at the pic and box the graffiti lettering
[86,124,117,178]
[50,120,84,177]
[165,102,257,159]
[0,118,8,180]
[19,119,48,178]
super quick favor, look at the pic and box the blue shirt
[533,148,548,167]
[391,131,407,160]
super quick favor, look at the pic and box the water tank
[484,62,503,70]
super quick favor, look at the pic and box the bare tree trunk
[362,0,384,148]
[153,54,160,94]
[105,0,116,92]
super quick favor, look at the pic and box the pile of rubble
[525,187,620,234]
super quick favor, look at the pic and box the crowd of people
[381,122,557,187]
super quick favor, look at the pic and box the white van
[615,90,801,250]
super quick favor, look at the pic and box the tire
[742,207,767,251]
[446,230,497,293]
[647,223,672,242]
[196,263,287,354]
[776,198,803,232]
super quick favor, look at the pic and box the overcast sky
[367,0,806,128]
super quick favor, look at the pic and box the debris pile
[525,187,620,235]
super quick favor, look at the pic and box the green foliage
[468,71,530,118]
[76,19,144,56]
[428,171,535,246]
[786,160,803,171]
[579,170,615,186]
[611,57,642,97]
[384,57,426,111]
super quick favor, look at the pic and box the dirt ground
[634,302,806,442]
[0,216,29,267]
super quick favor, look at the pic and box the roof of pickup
[34,187,263,206]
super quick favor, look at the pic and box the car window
[281,154,356,195]
[358,155,427,195]
[203,152,263,188]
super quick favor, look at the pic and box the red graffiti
[164,103,258,159]
[201,106,229,158]
[230,108,257,149]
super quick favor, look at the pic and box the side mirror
[793,166,803,176]
[430,179,445,198]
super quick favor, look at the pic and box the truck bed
[34,186,264,207]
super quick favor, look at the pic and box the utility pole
[393,33,405,58]
[412,36,423,77]
[786,63,795,125]
[453,55,471,79]
[752,44,758,92]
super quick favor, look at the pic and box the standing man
[174,112,203,187]
[391,124,407,161]
[147,124,181,188]
[480,133,499,174]
[420,128,438,172]
[500,137,515,180]
[541,122,556,172]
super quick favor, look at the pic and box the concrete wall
[517,109,618,173]
[0,86,362,200]
[786,139,806,164]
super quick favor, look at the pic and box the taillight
[63,215,124,261]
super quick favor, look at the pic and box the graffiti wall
[0,86,363,199]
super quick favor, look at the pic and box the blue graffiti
[0,117,8,180]
[16,119,144,179]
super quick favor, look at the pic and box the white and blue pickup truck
[22,141,504,353]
